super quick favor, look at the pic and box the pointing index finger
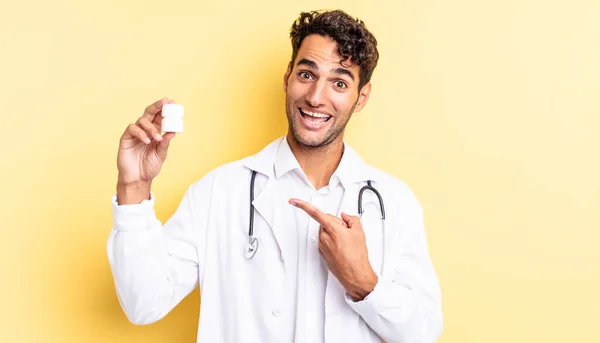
[289,198,328,225]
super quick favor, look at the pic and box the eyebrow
[296,58,355,81]
[332,67,355,81]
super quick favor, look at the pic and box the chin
[291,130,331,148]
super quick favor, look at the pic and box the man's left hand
[289,198,378,301]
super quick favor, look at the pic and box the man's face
[283,34,371,149]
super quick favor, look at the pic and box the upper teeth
[302,109,330,118]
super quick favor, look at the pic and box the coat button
[272,309,281,317]
[310,236,317,243]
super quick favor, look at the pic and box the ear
[353,82,372,113]
[283,62,292,93]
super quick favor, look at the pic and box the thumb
[157,132,176,158]
[341,212,359,227]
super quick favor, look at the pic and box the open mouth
[299,108,332,126]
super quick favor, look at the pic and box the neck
[286,133,344,190]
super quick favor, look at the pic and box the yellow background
[1,0,598,342]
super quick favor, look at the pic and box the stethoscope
[244,170,388,273]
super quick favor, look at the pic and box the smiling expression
[283,34,372,149]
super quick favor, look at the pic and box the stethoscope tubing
[245,170,386,273]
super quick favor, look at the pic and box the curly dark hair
[289,10,379,90]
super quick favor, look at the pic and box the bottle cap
[162,104,184,118]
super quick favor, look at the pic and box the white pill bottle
[161,104,184,133]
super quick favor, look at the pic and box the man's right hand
[116,98,177,204]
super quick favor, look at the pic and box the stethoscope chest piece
[244,236,259,259]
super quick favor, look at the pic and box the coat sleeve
[345,186,443,343]
[106,172,215,325]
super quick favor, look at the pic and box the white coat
[107,137,443,343]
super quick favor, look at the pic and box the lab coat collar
[273,136,302,179]
[335,142,376,188]
[244,136,378,186]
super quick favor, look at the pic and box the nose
[305,80,326,107]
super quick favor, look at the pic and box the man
[108,9,443,343]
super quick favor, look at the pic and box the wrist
[116,180,151,205]
[347,269,378,302]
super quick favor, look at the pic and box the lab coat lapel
[242,138,288,271]
[250,169,287,271]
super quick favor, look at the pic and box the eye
[334,80,348,89]
[299,71,313,80]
